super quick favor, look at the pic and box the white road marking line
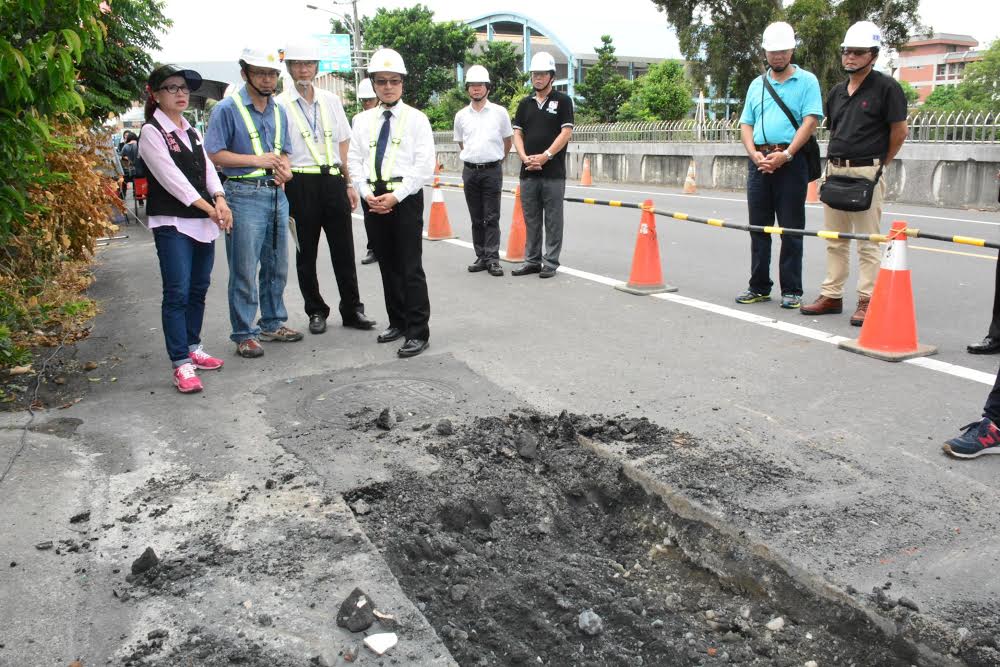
[903,357,998,385]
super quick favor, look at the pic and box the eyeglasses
[841,48,871,57]
[247,68,280,79]
[373,77,402,87]
[157,84,190,94]
[530,72,552,78]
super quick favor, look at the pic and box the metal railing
[433,111,1000,145]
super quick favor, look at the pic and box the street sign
[316,33,352,73]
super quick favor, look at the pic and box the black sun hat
[148,64,203,92]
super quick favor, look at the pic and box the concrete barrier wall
[435,141,1000,210]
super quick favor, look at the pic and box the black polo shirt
[825,70,907,160]
[513,90,574,179]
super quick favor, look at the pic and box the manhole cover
[300,377,458,427]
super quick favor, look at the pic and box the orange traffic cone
[806,180,820,204]
[424,173,456,241]
[614,200,677,295]
[580,157,593,186]
[682,160,697,194]
[502,186,527,263]
[838,221,937,361]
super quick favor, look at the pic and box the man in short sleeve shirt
[511,52,574,279]
[801,21,908,327]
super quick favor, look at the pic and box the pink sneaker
[189,346,224,370]
[173,363,203,393]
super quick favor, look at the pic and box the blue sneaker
[943,418,1000,459]
[780,294,802,309]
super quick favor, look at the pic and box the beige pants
[819,163,886,299]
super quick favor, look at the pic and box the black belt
[229,178,278,188]
[828,157,878,167]
[754,143,789,153]
[464,161,501,170]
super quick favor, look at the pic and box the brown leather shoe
[850,296,870,327]
[800,295,843,315]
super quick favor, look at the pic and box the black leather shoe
[308,313,327,334]
[397,338,429,358]
[968,335,1000,354]
[511,263,541,276]
[361,250,377,265]
[539,266,557,278]
[377,326,403,343]
[487,262,504,277]
[468,259,487,272]
[343,311,376,330]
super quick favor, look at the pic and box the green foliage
[468,41,525,112]
[0,324,31,367]
[618,61,692,121]
[576,36,633,123]
[507,83,534,118]
[78,0,172,122]
[897,79,919,106]
[362,4,476,109]
[425,86,469,130]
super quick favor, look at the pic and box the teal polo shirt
[739,65,824,145]
[204,86,291,178]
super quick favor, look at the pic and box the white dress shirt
[348,101,435,202]
[453,100,513,163]
[277,86,351,168]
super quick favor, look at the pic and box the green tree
[424,86,468,130]
[897,79,919,106]
[958,39,1000,112]
[618,61,692,121]
[361,5,475,109]
[468,40,524,111]
[78,0,172,122]
[576,35,633,122]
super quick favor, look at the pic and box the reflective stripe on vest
[367,106,411,191]
[229,90,283,179]
[281,91,337,171]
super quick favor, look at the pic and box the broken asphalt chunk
[336,587,377,632]
[131,547,159,575]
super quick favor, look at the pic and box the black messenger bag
[819,164,884,212]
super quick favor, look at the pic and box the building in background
[895,33,984,103]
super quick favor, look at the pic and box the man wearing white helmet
[347,48,436,358]
[801,20,908,326]
[735,22,823,311]
[353,77,379,266]
[453,65,513,277]
[277,40,375,336]
[206,47,300,359]
[512,51,574,279]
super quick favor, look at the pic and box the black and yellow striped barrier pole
[436,180,519,196]
[564,197,1000,250]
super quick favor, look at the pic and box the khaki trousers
[819,163,886,299]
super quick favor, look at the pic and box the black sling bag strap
[761,75,822,181]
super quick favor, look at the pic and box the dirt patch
[0,343,117,411]
[349,411,918,666]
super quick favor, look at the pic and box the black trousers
[365,189,430,340]
[462,164,503,262]
[746,156,808,296]
[284,173,363,321]
[988,253,1000,338]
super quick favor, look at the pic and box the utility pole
[350,0,362,92]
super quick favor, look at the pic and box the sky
[153,0,1000,65]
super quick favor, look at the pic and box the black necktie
[374,109,392,181]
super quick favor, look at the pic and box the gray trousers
[520,177,566,269]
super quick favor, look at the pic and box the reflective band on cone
[615,199,677,295]
[838,221,937,361]
[501,186,527,263]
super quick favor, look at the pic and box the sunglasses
[247,68,280,79]
[841,48,871,57]
[157,84,190,94]
[373,78,402,87]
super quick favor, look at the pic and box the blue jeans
[746,156,808,296]
[224,180,290,342]
[152,225,215,366]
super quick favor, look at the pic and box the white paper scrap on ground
[364,632,398,655]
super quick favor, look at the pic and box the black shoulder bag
[761,76,822,181]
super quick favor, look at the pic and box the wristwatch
[212,191,225,200]
[544,150,554,159]
[782,149,793,161]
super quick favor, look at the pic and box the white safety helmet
[367,48,407,76]
[528,51,556,73]
[239,47,282,71]
[283,41,322,62]
[842,21,882,49]
[465,65,490,85]
[761,22,796,51]
[356,77,376,99]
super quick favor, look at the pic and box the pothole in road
[348,411,919,666]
